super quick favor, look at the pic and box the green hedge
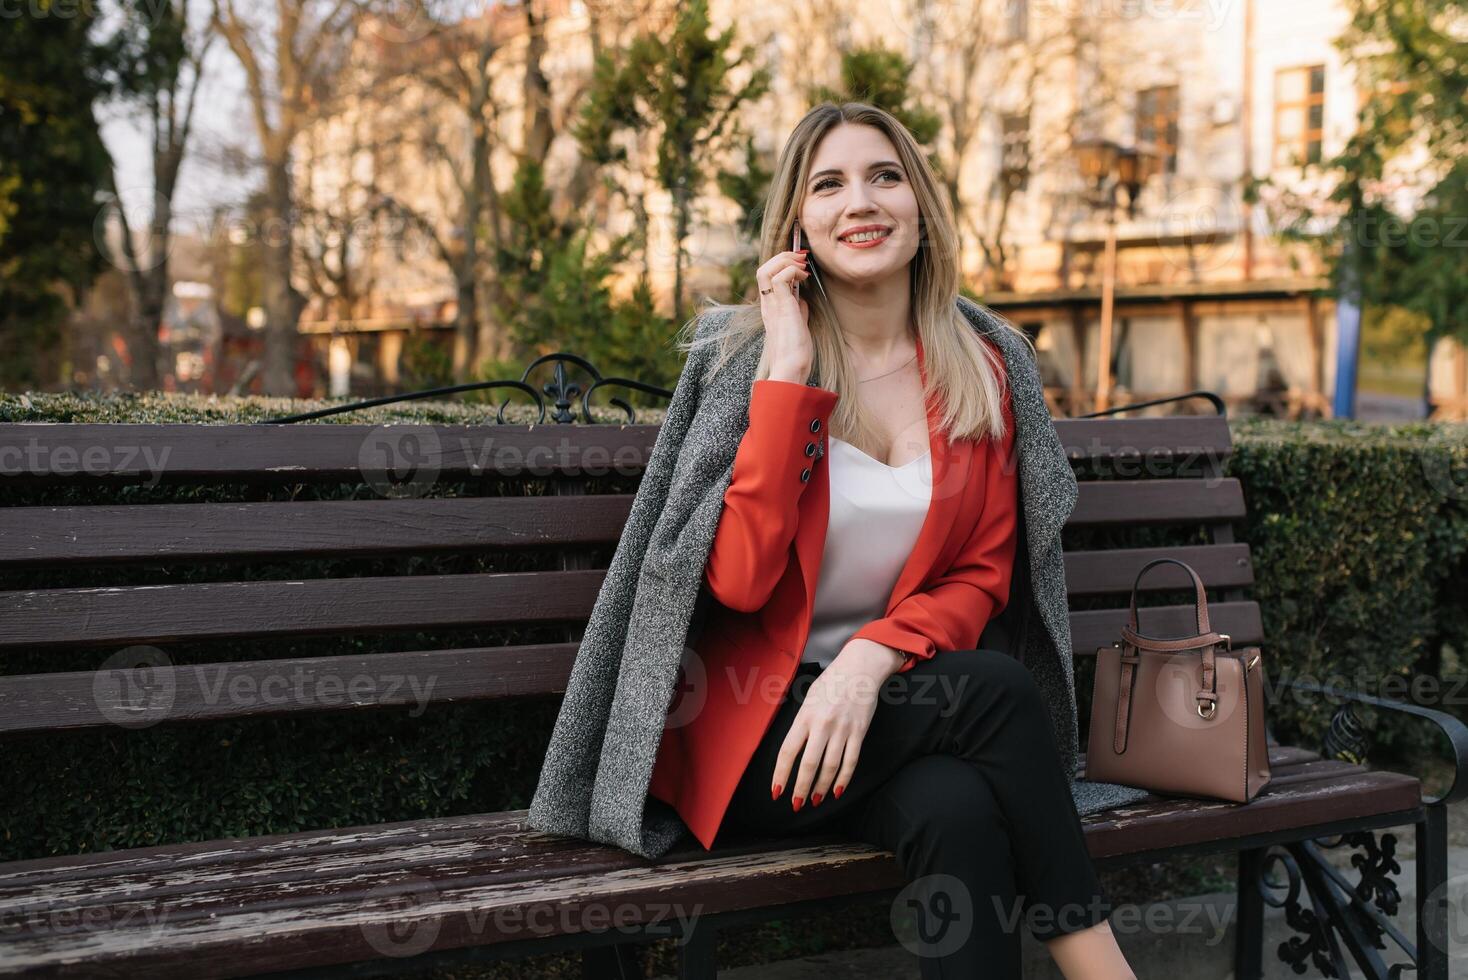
[1225,417,1468,763]
[0,391,1464,862]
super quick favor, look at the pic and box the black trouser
[723,648,1112,978]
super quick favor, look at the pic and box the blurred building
[288,0,1457,418]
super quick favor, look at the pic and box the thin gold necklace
[857,351,917,384]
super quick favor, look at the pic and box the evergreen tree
[0,2,113,389]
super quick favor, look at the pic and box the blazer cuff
[748,379,839,487]
[849,619,937,673]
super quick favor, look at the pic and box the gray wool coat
[527,295,1153,860]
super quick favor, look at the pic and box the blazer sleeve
[848,389,1019,671]
[703,378,839,612]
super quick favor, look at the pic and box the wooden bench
[0,381,1462,979]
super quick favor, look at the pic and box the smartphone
[791,221,803,295]
[792,219,827,304]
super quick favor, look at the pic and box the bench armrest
[1273,677,1468,806]
[1069,389,1227,419]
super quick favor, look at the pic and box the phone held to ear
[791,220,803,295]
[792,218,827,304]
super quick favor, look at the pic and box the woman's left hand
[770,639,905,809]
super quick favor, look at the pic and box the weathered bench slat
[0,497,635,567]
[0,747,1325,903]
[0,811,534,884]
[0,754,1417,980]
[1081,771,1421,859]
[1064,543,1252,596]
[0,417,1228,484]
[0,840,903,979]
[0,484,1247,576]
[0,423,660,483]
[1069,478,1245,526]
[0,644,581,735]
[0,602,1260,732]
[0,564,1260,655]
[1053,415,1233,464]
[0,571,605,650]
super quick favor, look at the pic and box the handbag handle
[1120,557,1230,653]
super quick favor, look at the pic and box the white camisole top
[798,435,933,667]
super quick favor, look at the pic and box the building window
[1006,0,1028,42]
[1000,112,1030,191]
[1136,85,1179,175]
[1274,65,1325,168]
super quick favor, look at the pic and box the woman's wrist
[766,361,812,385]
[841,638,908,679]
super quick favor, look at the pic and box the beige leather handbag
[1086,558,1272,804]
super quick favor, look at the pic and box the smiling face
[798,122,922,289]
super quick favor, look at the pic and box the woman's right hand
[756,249,813,382]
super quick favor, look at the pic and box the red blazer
[648,331,1020,850]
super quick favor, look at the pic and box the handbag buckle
[1197,701,1217,719]
[1218,633,1232,651]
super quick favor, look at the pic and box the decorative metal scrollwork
[1249,831,1415,978]
[1324,702,1373,766]
[510,352,674,425]
[256,351,674,425]
[1257,848,1337,975]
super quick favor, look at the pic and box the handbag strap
[1113,649,1140,754]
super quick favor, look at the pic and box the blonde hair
[675,100,1032,446]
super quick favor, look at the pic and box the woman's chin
[827,260,913,286]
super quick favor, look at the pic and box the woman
[651,103,1138,978]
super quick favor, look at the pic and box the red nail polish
[811,792,823,806]
[834,784,844,799]
[771,784,782,800]
[792,796,804,812]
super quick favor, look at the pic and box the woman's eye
[813,170,903,192]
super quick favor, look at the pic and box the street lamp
[1073,138,1160,413]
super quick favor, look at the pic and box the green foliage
[489,159,676,405]
[94,0,190,102]
[717,134,775,301]
[807,46,942,151]
[572,0,769,322]
[1226,418,1468,761]
[1258,0,1468,347]
[1362,304,1430,369]
[0,1,114,387]
[401,330,455,389]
